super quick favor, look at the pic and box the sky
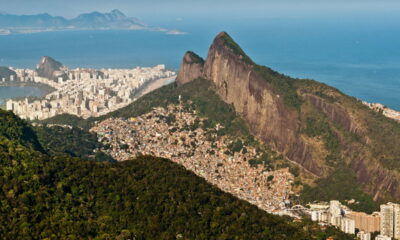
[1,0,400,21]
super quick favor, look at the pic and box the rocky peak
[176,32,255,86]
[176,51,204,86]
[208,31,254,65]
[37,56,67,81]
[39,56,62,67]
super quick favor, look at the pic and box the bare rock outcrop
[36,56,68,81]
[176,51,204,86]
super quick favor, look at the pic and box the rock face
[178,32,320,175]
[176,31,400,201]
[305,94,364,137]
[36,56,68,81]
[176,51,204,86]
[202,32,320,174]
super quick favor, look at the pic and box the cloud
[166,30,187,35]
[149,27,187,35]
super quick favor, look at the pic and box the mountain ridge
[0,10,185,35]
[176,31,400,204]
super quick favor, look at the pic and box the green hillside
[33,125,115,162]
[0,109,353,239]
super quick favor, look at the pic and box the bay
[0,14,398,110]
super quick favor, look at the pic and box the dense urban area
[4,63,176,119]
[91,104,294,215]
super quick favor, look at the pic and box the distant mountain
[0,10,185,35]
[0,13,67,28]
[70,9,143,30]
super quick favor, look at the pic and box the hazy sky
[1,0,400,21]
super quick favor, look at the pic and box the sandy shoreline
[136,76,176,98]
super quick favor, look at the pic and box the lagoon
[0,86,48,107]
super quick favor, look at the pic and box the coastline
[135,76,176,99]
[362,101,400,122]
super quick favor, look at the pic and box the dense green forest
[0,109,354,239]
[0,110,44,152]
[33,125,115,162]
[39,114,91,130]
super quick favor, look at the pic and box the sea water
[0,14,398,110]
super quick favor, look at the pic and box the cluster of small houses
[91,105,294,215]
[90,104,399,240]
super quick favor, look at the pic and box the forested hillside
[0,109,353,239]
[33,125,115,162]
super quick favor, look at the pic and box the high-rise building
[375,235,392,240]
[380,203,400,238]
[340,217,355,234]
[330,200,342,216]
[347,211,380,233]
[357,231,371,240]
[394,204,400,239]
[330,216,342,227]
[6,100,13,111]
[381,204,395,237]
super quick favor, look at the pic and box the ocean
[0,14,399,110]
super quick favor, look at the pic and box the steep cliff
[176,31,400,203]
[201,32,320,174]
[176,51,204,86]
